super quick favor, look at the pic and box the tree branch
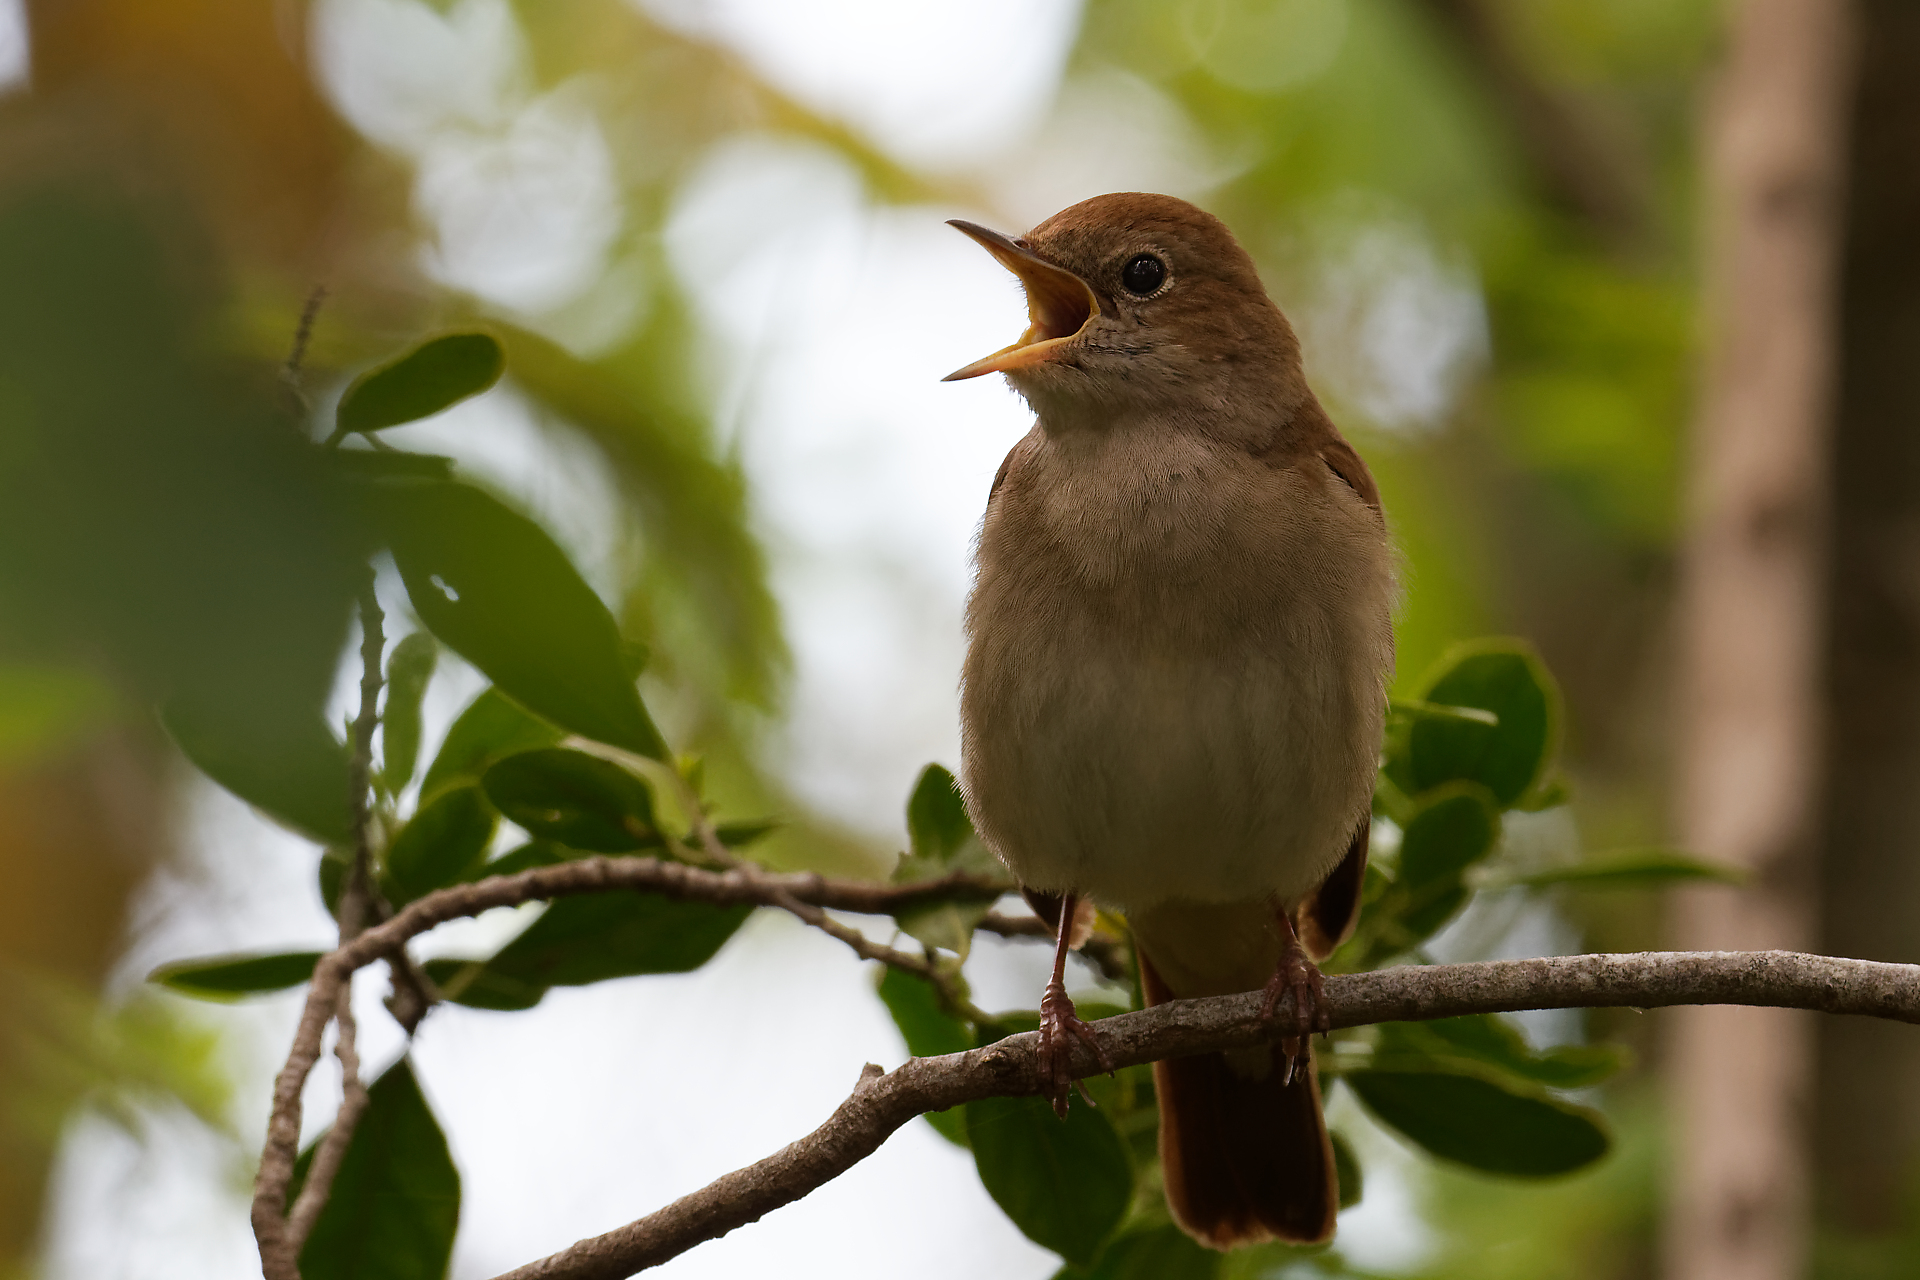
[284,985,366,1253]
[486,949,1920,1280]
[253,853,1920,1279]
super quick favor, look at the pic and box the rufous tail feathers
[1139,947,1339,1248]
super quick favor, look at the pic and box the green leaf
[480,891,751,990]
[318,848,350,917]
[384,784,496,904]
[893,764,1004,955]
[148,950,323,1001]
[1398,784,1501,889]
[419,687,561,801]
[1395,640,1561,807]
[876,967,973,1146]
[1388,698,1499,728]
[907,763,974,861]
[1378,1016,1629,1090]
[481,748,657,852]
[1065,1223,1220,1280]
[968,1091,1133,1266]
[377,480,667,759]
[1339,783,1501,966]
[289,1058,460,1280]
[1345,1068,1610,1177]
[459,840,568,883]
[1502,847,1745,891]
[379,631,437,795]
[421,958,547,1012]
[336,331,504,435]
[162,698,350,845]
[327,449,456,481]
[712,819,779,851]
[1332,1128,1364,1209]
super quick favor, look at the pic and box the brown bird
[945,193,1394,1248]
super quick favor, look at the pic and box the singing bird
[945,193,1394,1248]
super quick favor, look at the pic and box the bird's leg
[1037,890,1113,1118]
[1260,908,1327,1086]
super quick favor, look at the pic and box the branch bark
[246,853,1920,1279]
[489,950,1920,1280]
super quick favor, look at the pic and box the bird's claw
[1038,979,1112,1118]
[1260,942,1327,1086]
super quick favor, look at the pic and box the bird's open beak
[942,220,1100,382]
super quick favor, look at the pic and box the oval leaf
[337,332,504,435]
[1345,1068,1610,1176]
[149,950,323,1001]
[385,784,496,904]
[967,1092,1133,1266]
[1377,1016,1629,1091]
[458,840,569,884]
[420,687,562,801]
[379,630,438,795]
[162,698,350,845]
[1331,1128,1364,1210]
[377,481,667,759]
[481,748,657,852]
[908,764,974,861]
[422,957,547,1012]
[876,968,973,1146]
[1398,641,1561,807]
[1506,847,1745,891]
[1398,784,1501,889]
[1074,1222,1220,1280]
[289,1058,460,1280]
[327,449,456,481]
[480,890,750,989]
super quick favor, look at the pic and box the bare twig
[249,851,1920,1280]
[344,576,384,928]
[284,985,367,1251]
[280,284,328,416]
[485,949,1920,1280]
[258,580,387,1271]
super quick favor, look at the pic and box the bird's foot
[1260,939,1327,1086]
[1038,979,1112,1118]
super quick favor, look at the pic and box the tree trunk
[1815,0,1920,1237]
[1667,2,1854,1278]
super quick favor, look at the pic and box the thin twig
[344,575,385,929]
[280,284,328,417]
[284,985,367,1251]
[260,578,386,1270]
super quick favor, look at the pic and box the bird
[943,192,1394,1249]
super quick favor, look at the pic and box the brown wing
[1318,435,1381,512]
[1294,814,1369,961]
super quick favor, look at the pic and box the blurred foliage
[0,0,1803,1273]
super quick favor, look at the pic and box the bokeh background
[0,0,1913,1277]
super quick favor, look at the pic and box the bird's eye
[1121,253,1166,296]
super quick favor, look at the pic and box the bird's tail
[1139,948,1338,1248]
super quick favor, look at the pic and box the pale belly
[960,591,1383,911]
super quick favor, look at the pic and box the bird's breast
[959,424,1393,910]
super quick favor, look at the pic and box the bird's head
[943,192,1306,427]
